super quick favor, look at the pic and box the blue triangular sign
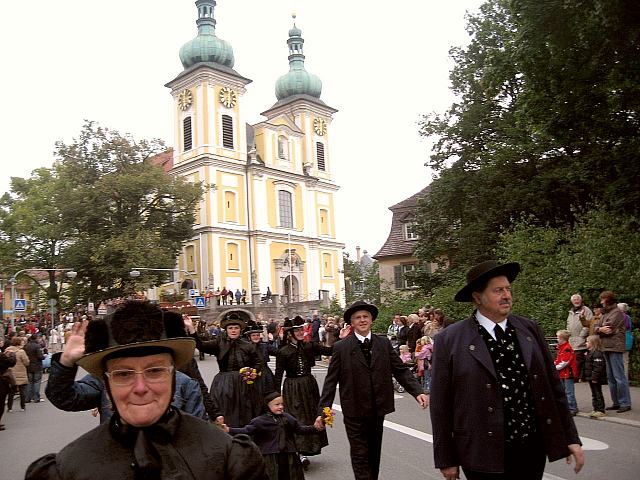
[14,299,26,311]
[195,297,205,308]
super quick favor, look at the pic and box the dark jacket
[406,323,422,351]
[274,341,332,392]
[318,333,423,417]
[584,350,607,384]
[193,334,261,373]
[25,410,267,479]
[229,412,316,454]
[46,353,207,423]
[430,313,581,473]
[24,337,45,373]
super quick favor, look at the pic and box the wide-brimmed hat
[284,315,305,332]
[454,260,520,302]
[220,313,246,330]
[343,301,378,325]
[76,301,195,378]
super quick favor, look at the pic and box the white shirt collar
[354,331,372,342]
[476,310,507,341]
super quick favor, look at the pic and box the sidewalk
[573,381,640,428]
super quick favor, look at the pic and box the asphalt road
[2,355,639,479]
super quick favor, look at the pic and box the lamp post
[9,268,77,332]
[129,268,194,301]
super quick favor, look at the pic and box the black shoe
[300,456,310,470]
[605,405,620,410]
[617,406,631,413]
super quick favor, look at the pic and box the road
[2,355,639,479]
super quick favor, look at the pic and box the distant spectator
[554,330,579,416]
[566,294,592,380]
[584,335,607,418]
[24,335,45,403]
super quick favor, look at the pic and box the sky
[0,0,483,258]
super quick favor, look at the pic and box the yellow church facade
[165,2,344,304]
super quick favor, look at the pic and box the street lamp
[9,268,77,332]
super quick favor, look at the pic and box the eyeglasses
[105,366,174,386]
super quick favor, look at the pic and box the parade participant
[246,327,278,398]
[185,312,262,427]
[25,300,266,479]
[225,392,324,480]
[431,260,583,480]
[46,319,211,423]
[274,316,333,468]
[316,301,428,480]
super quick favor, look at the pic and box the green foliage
[630,329,640,387]
[342,252,380,305]
[372,283,430,333]
[414,0,640,281]
[320,297,344,318]
[0,121,204,306]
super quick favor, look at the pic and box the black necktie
[360,338,371,365]
[494,324,505,343]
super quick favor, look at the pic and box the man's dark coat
[430,314,581,473]
[318,333,423,417]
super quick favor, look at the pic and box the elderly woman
[185,312,262,427]
[25,300,266,479]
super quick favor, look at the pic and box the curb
[575,411,640,429]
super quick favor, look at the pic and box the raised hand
[60,320,88,368]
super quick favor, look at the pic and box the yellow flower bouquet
[239,367,259,384]
[323,407,334,427]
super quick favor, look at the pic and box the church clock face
[313,117,327,136]
[177,89,193,111]
[219,87,238,108]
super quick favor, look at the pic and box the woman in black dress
[246,327,279,398]
[274,316,333,467]
[187,313,262,427]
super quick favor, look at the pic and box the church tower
[167,4,344,305]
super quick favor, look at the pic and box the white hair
[571,293,582,301]
[617,303,629,312]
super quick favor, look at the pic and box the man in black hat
[430,261,584,480]
[316,300,428,480]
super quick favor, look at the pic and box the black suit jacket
[318,333,423,418]
[430,313,581,473]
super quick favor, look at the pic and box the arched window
[222,114,234,149]
[319,208,329,235]
[183,117,192,151]
[224,191,237,222]
[227,243,239,270]
[278,190,294,229]
[316,142,325,170]
[278,136,288,160]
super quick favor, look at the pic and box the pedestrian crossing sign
[14,299,27,312]
[194,296,206,308]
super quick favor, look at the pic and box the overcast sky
[0,0,483,258]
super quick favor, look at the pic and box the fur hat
[77,300,195,378]
[220,312,246,330]
[343,301,378,325]
[454,260,520,302]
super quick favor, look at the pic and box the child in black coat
[584,335,608,418]
[225,392,324,480]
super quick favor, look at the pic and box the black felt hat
[220,312,246,330]
[77,301,195,378]
[284,315,305,331]
[454,260,520,302]
[343,301,378,325]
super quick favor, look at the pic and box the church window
[278,190,293,229]
[319,208,329,236]
[278,136,288,160]
[316,142,325,171]
[322,253,333,277]
[185,245,195,272]
[183,117,192,151]
[227,243,239,270]
[222,115,234,149]
[224,191,237,222]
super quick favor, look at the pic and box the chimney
[356,246,361,262]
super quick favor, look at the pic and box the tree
[414,0,640,283]
[342,252,380,305]
[0,121,204,305]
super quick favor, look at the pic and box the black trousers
[575,349,587,380]
[343,415,385,480]
[589,381,605,412]
[462,435,546,480]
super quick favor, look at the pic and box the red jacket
[554,342,578,379]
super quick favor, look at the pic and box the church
[162,0,344,305]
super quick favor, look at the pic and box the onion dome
[275,15,322,100]
[179,0,234,69]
